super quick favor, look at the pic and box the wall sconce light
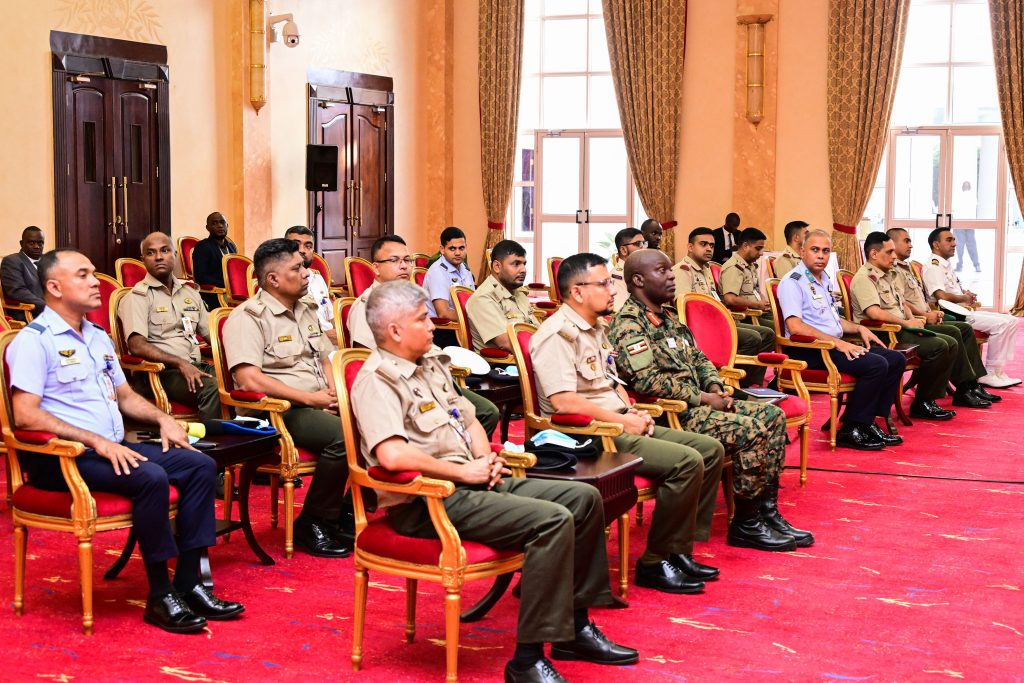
[249,0,266,113]
[738,14,773,125]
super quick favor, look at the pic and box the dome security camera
[268,13,300,48]
[282,20,300,47]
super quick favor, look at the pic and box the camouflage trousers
[676,400,786,498]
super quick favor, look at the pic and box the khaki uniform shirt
[610,255,629,312]
[351,347,477,507]
[529,304,630,416]
[465,275,538,351]
[117,273,208,363]
[773,247,801,278]
[672,256,721,301]
[347,281,379,349]
[893,260,929,312]
[849,263,908,323]
[223,288,333,394]
[720,253,762,301]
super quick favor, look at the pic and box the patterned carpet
[3,323,1024,682]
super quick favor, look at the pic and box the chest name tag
[666,338,677,349]
[156,306,169,313]
[60,356,81,366]
[278,335,292,343]
[418,401,436,413]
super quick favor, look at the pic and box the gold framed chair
[451,285,516,365]
[0,287,35,327]
[220,254,254,308]
[333,296,357,349]
[345,257,376,298]
[114,257,147,287]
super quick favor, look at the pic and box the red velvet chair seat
[169,401,197,414]
[634,474,656,491]
[782,368,855,385]
[367,466,419,484]
[550,413,594,427]
[357,516,518,565]
[479,347,511,359]
[13,485,180,518]
[297,447,318,463]
[778,395,809,419]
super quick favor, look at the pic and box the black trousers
[788,345,907,426]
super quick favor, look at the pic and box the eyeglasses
[623,239,647,249]
[575,279,616,290]
[375,256,416,266]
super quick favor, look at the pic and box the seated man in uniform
[118,232,221,420]
[851,232,988,417]
[639,218,664,253]
[777,230,907,450]
[887,227,1003,397]
[349,234,500,438]
[531,253,725,594]
[674,227,775,386]
[423,226,475,321]
[773,220,808,277]
[609,227,647,312]
[285,225,337,346]
[224,238,351,558]
[466,239,539,353]
[720,227,773,325]
[1,225,47,319]
[352,281,638,682]
[10,249,243,633]
[610,249,813,552]
[922,227,1021,387]
[192,212,237,311]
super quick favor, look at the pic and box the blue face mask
[531,429,593,450]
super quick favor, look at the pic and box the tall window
[872,0,1022,310]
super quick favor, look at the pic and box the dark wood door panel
[352,105,386,242]
[70,84,113,272]
[117,87,157,260]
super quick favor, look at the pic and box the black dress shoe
[551,621,639,665]
[295,518,351,558]
[180,584,245,620]
[143,592,207,634]
[971,386,1001,403]
[835,425,885,451]
[952,389,990,408]
[504,658,568,683]
[634,559,704,594]
[868,424,903,446]
[909,400,956,420]
[668,553,720,581]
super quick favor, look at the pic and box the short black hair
[863,231,892,260]
[640,218,661,232]
[370,234,407,262]
[738,227,767,246]
[440,226,466,246]
[253,238,299,284]
[928,227,950,250]
[557,252,607,299]
[725,212,740,223]
[490,239,526,263]
[688,227,714,243]
[886,227,908,240]
[37,248,82,292]
[614,227,644,250]
[783,220,809,245]
[284,225,313,238]
[22,226,43,239]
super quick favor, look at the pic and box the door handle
[584,209,590,223]
[356,181,363,225]
[935,213,941,228]
[122,176,129,236]
[945,213,952,228]
[110,176,118,236]
[575,210,583,224]
[346,180,355,228]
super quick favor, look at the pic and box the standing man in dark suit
[191,212,237,310]
[1,226,46,320]
[711,212,741,264]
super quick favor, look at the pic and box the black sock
[573,608,589,633]
[144,560,173,599]
[172,548,203,593]
[511,642,543,669]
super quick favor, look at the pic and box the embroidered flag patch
[625,340,649,356]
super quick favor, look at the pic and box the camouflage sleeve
[608,316,701,405]
[691,341,724,391]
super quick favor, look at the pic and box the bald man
[1,225,47,320]
[192,212,237,310]
[117,232,220,419]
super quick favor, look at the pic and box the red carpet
[3,323,1024,682]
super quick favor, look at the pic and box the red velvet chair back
[680,293,738,369]
[412,253,431,268]
[766,279,785,338]
[115,258,147,288]
[709,262,723,291]
[452,286,475,349]
[310,253,332,286]
[85,274,120,333]
[178,236,200,279]
[346,257,375,297]
[335,297,355,348]
[210,310,238,394]
[837,269,854,321]
[333,349,371,470]
[548,257,563,302]
[108,287,133,356]
[766,255,777,279]
[412,267,427,287]
[222,254,254,305]
[509,323,540,417]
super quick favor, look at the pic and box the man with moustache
[466,239,539,352]
[285,225,337,346]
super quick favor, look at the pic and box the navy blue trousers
[788,345,907,426]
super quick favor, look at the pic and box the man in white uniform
[285,226,337,346]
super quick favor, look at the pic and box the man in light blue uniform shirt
[776,230,907,451]
[423,225,475,320]
[8,249,243,633]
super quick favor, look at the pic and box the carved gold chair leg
[444,588,462,683]
[829,394,839,450]
[352,564,368,671]
[268,475,280,528]
[894,377,913,426]
[635,501,644,526]
[283,479,296,559]
[799,422,810,487]
[405,578,417,643]
[221,467,234,541]
[618,513,629,599]
[78,539,94,635]
[13,524,26,616]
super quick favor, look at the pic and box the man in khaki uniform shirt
[610,227,647,312]
[118,232,220,419]
[720,227,772,328]
[352,280,637,680]
[674,227,774,386]
[224,238,351,559]
[348,234,500,437]
[466,239,538,352]
[773,220,809,278]
[531,252,724,596]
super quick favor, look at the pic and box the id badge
[181,316,199,345]
[101,373,116,401]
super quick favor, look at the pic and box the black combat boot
[758,482,814,547]
[727,495,797,552]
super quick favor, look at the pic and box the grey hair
[366,280,429,344]
[806,228,831,243]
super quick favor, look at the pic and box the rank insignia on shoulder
[931,258,940,265]
[58,349,75,357]
[625,340,649,355]
[789,272,801,280]
[277,335,292,342]
[868,274,877,282]
[678,263,690,271]
[645,311,662,327]
[418,401,436,413]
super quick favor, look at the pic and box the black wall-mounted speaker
[305,144,339,192]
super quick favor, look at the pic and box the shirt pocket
[55,364,90,400]
[149,311,176,335]
[410,406,451,438]
[266,339,305,368]
[576,349,607,389]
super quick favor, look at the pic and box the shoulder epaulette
[788,271,802,280]
[930,258,940,266]
[373,357,403,384]
[130,280,150,295]
[241,297,266,318]
[89,321,105,331]
[25,321,44,333]
[678,263,690,272]
[557,320,580,343]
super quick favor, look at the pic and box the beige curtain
[602,0,686,260]
[478,0,524,281]
[991,1,1024,315]
[827,0,909,270]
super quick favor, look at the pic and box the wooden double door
[308,70,394,286]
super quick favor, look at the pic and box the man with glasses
[610,227,647,312]
[348,234,501,438]
[530,252,725,595]
[466,239,539,353]
[423,226,474,321]
[285,225,337,346]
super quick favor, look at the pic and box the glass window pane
[893,135,941,219]
[542,76,587,128]
[543,18,588,72]
[523,19,541,75]
[903,3,950,64]
[865,146,887,232]
[1003,252,1022,311]
[540,136,581,214]
[951,135,1000,220]
[540,222,581,269]
[587,222,625,258]
[543,0,589,16]
[1003,173,1023,310]
[951,66,1000,123]
[519,76,540,130]
[589,17,610,71]
[587,137,628,215]
[952,2,993,63]
[516,134,536,183]
[589,0,603,14]
[891,66,948,125]
[633,187,647,226]
[510,185,535,237]
[588,75,620,128]
[525,0,542,20]
[950,228,995,302]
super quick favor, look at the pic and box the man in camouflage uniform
[609,249,813,551]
